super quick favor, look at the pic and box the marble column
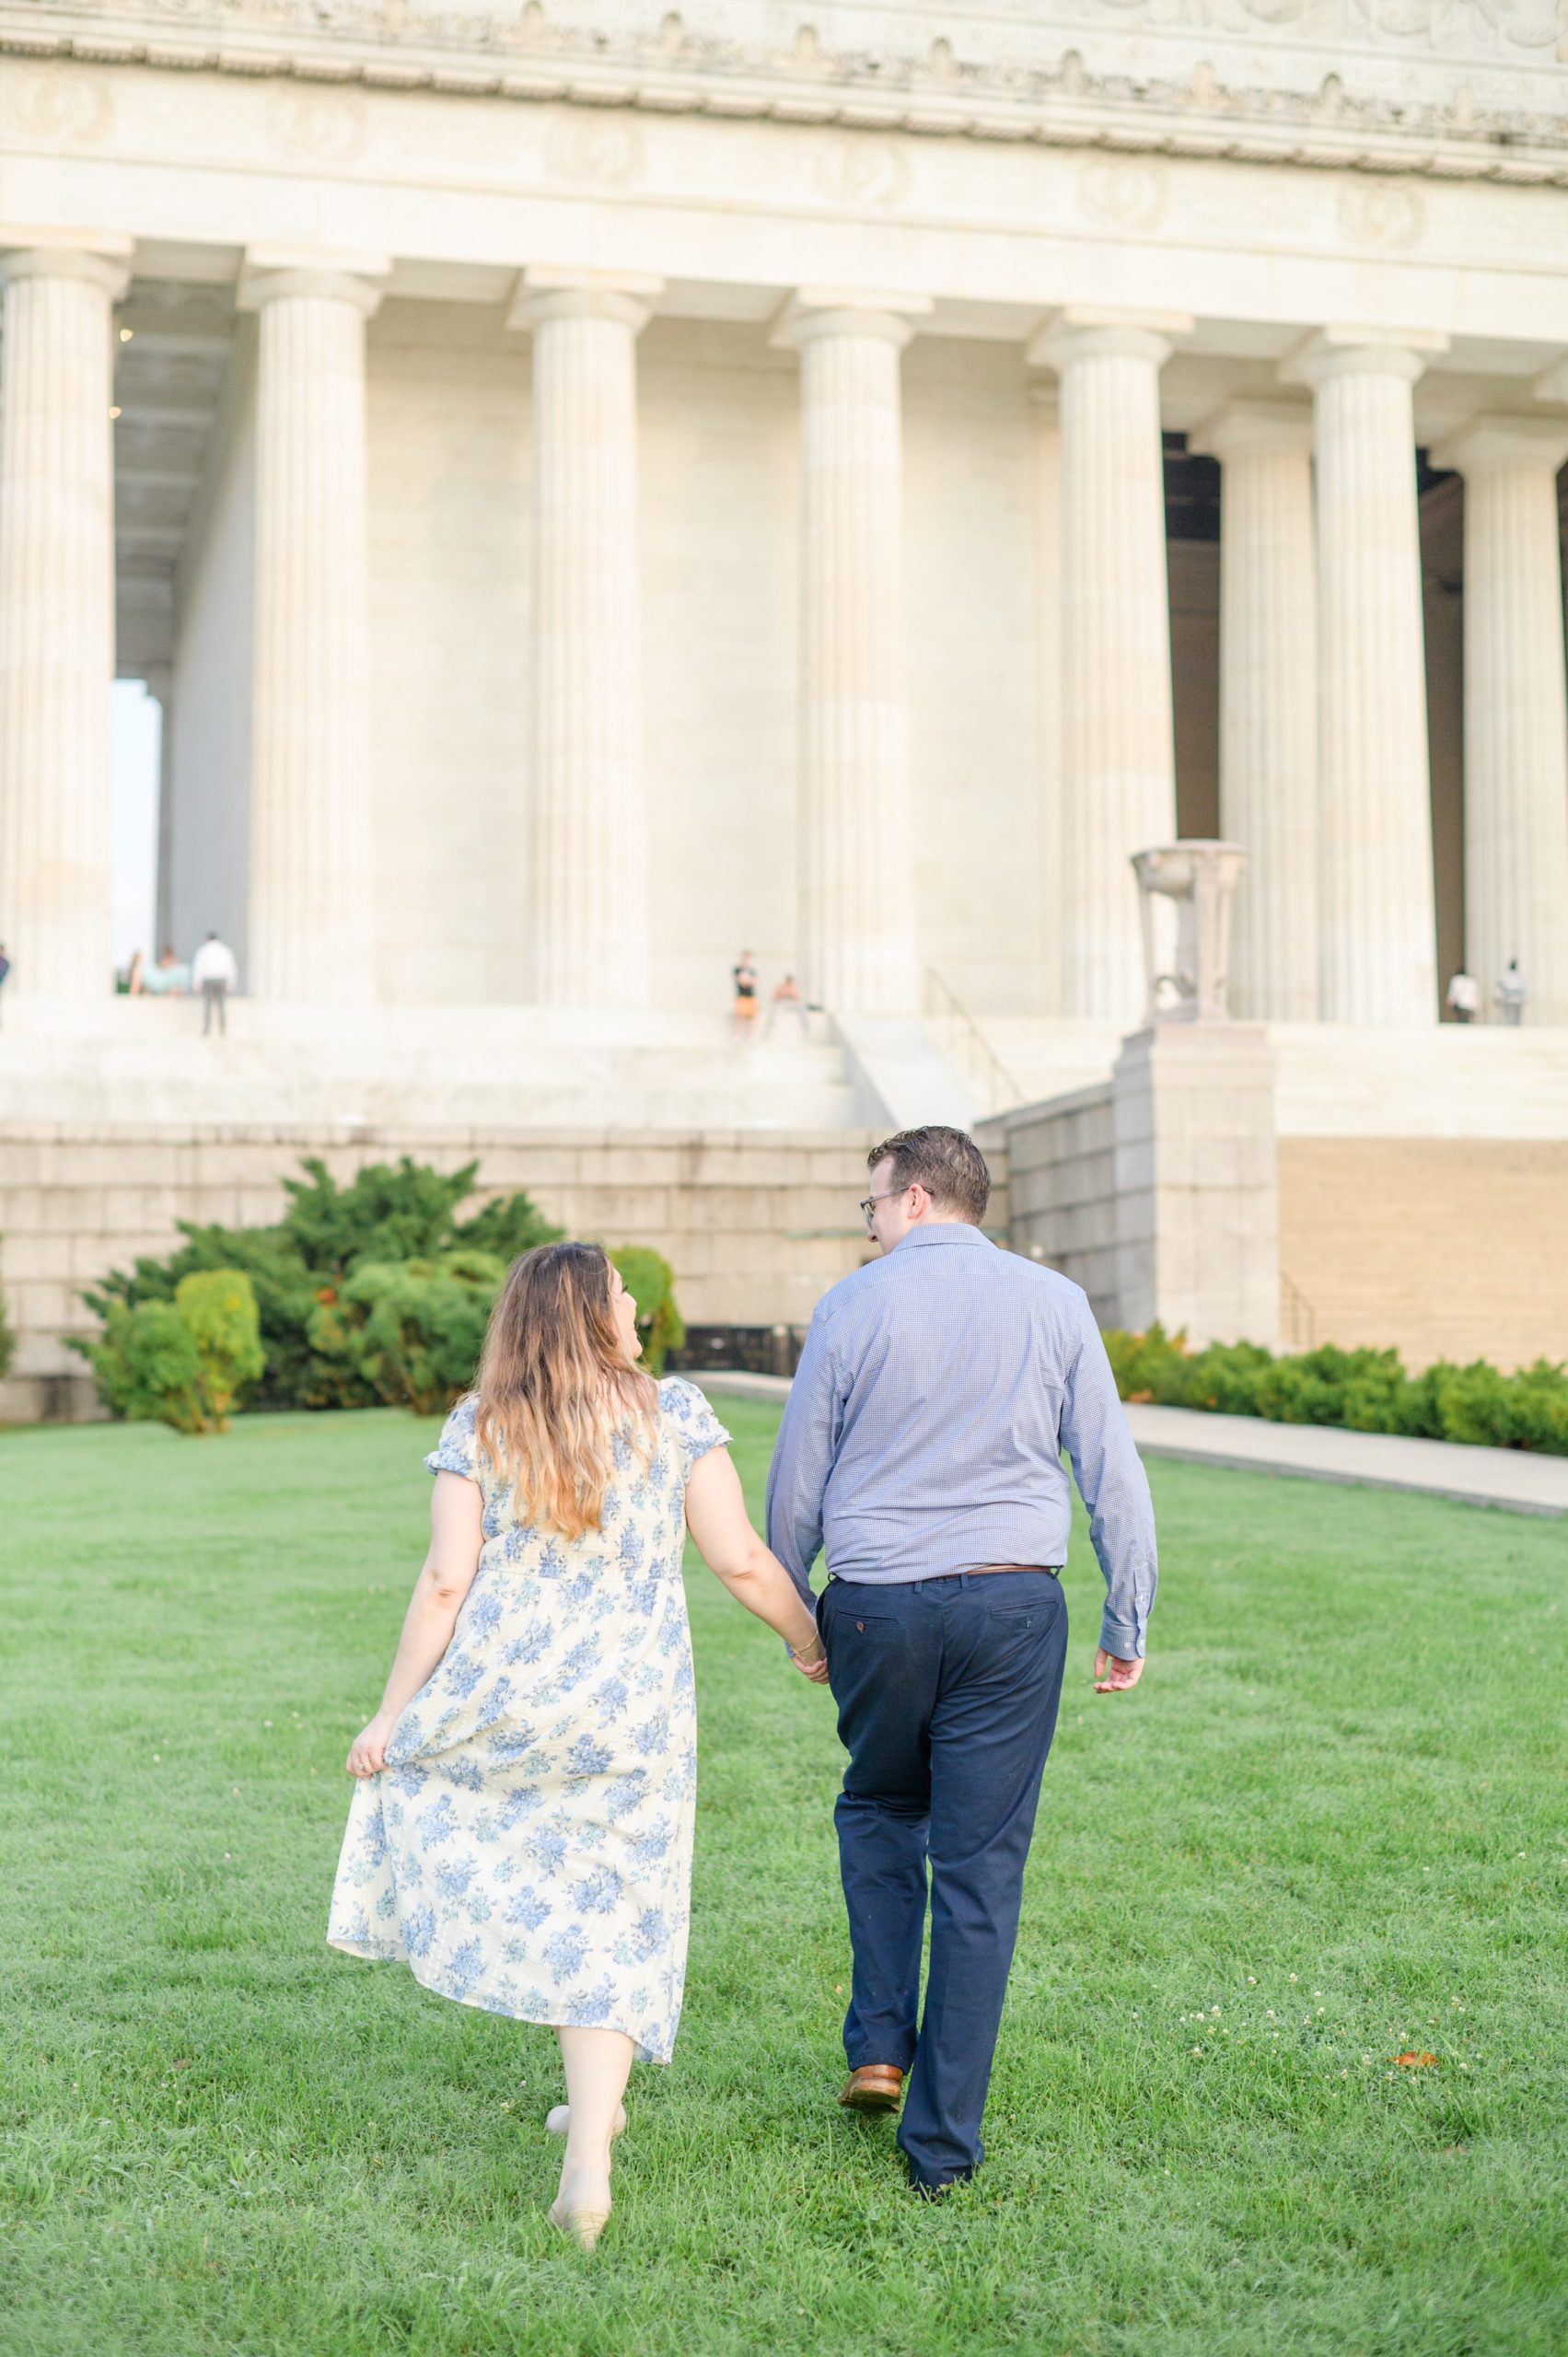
[1028,308,1191,1024]
[0,239,130,997]
[242,255,385,1003]
[1431,415,1568,1027]
[1190,400,1319,1022]
[1028,380,1063,1016]
[774,292,928,1015]
[511,271,660,1008]
[144,663,175,955]
[1287,328,1446,1025]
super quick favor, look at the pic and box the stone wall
[984,1083,1118,1322]
[0,1123,932,1423]
[1277,1137,1568,1372]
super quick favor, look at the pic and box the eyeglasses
[857,1187,910,1225]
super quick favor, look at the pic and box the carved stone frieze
[2,0,1567,184]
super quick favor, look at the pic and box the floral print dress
[327,1376,730,2064]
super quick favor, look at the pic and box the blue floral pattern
[327,1376,729,2063]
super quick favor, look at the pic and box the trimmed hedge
[1103,1324,1568,1457]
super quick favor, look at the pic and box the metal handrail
[923,968,1026,1114]
[1280,1271,1316,1352]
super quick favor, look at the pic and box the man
[1495,958,1527,1027]
[731,948,759,1037]
[1445,969,1478,1025]
[766,971,809,1038]
[766,1124,1156,2197]
[191,930,238,1035]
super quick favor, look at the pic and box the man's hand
[1094,1649,1144,1693]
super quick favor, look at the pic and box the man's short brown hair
[868,1125,991,1225]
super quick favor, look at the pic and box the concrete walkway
[691,1371,1568,1517]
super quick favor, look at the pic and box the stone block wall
[981,1084,1118,1321]
[0,1123,947,1423]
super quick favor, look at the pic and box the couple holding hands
[329,1125,1156,2248]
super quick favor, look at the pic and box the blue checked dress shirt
[764,1223,1157,1660]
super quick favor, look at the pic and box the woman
[328,1242,826,2248]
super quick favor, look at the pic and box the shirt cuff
[1099,1611,1144,1662]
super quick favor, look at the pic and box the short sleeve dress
[327,1376,730,2064]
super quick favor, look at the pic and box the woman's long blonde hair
[472,1241,657,1539]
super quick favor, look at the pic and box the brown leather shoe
[838,2064,904,2114]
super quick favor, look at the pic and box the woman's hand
[346,1712,398,1778]
[788,1633,830,1684]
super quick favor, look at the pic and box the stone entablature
[5,0,1568,182]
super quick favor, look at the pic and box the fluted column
[775,292,928,1014]
[0,240,130,997]
[1190,400,1319,1021]
[242,256,385,1003]
[1431,415,1568,1027]
[1028,308,1191,1022]
[512,272,659,1007]
[1288,328,1446,1025]
[1028,380,1063,1015]
[144,663,175,954]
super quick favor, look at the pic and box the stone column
[1287,328,1446,1025]
[511,270,661,1008]
[241,253,386,1004]
[1189,401,1319,1021]
[1431,415,1568,1028]
[1028,379,1063,1014]
[774,292,929,1015]
[144,663,175,954]
[0,238,130,998]
[1028,308,1191,1024]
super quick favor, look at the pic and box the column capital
[0,230,131,300]
[1188,396,1313,463]
[1026,306,1193,372]
[771,288,932,354]
[1281,324,1447,389]
[1431,412,1568,475]
[506,267,663,335]
[238,248,390,316]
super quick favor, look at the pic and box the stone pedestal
[1288,328,1445,1025]
[1111,1023,1280,1350]
[776,292,928,1014]
[0,238,131,999]
[242,252,386,1003]
[512,269,661,1008]
[1190,400,1319,1021]
[1028,307,1190,1025]
[1431,415,1568,1028]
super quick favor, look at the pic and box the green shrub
[84,1299,205,1432]
[0,1262,14,1380]
[1102,1325,1568,1457]
[174,1269,265,1428]
[609,1245,685,1376]
[311,1249,506,1416]
[79,1157,562,1412]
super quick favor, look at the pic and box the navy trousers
[819,1568,1069,2189]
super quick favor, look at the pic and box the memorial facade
[3,0,1568,1414]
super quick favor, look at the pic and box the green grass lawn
[3,1399,1565,2357]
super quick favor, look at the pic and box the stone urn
[1130,840,1249,1024]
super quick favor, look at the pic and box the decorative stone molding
[6,2,1568,187]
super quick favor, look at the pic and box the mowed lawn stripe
[1,1401,1564,2355]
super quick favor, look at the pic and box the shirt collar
[892,1222,992,1252]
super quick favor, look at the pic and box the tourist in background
[1446,969,1479,1024]
[330,1242,828,2251]
[766,971,809,1038]
[0,942,8,993]
[1495,958,1527,1025]
[731,948,759,1038]
[142,944,191,997]
[191,930,238,1034]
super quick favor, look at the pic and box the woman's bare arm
[682,1447,828,1679]
[345,1471,485,1775]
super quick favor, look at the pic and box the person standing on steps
[191,929,238,1034]
[766,1124,1156,2199]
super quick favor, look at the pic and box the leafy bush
[0,1262,14,1380]
[1101,1325,1568,1457]
[310,1249,506,1416]
[80,1157,563,1412]
[81,1270,262,1434]
[609,1245,686,1376]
